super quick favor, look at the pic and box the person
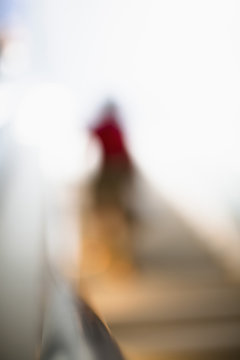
[80,101,137,279]
[90,101,133,211]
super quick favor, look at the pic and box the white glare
[14,83,101,183]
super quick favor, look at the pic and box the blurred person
[80,101,137,280]
[90,101,133,210]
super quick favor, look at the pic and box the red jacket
[91,113,131,169]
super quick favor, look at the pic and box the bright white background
[13,0,240,270]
